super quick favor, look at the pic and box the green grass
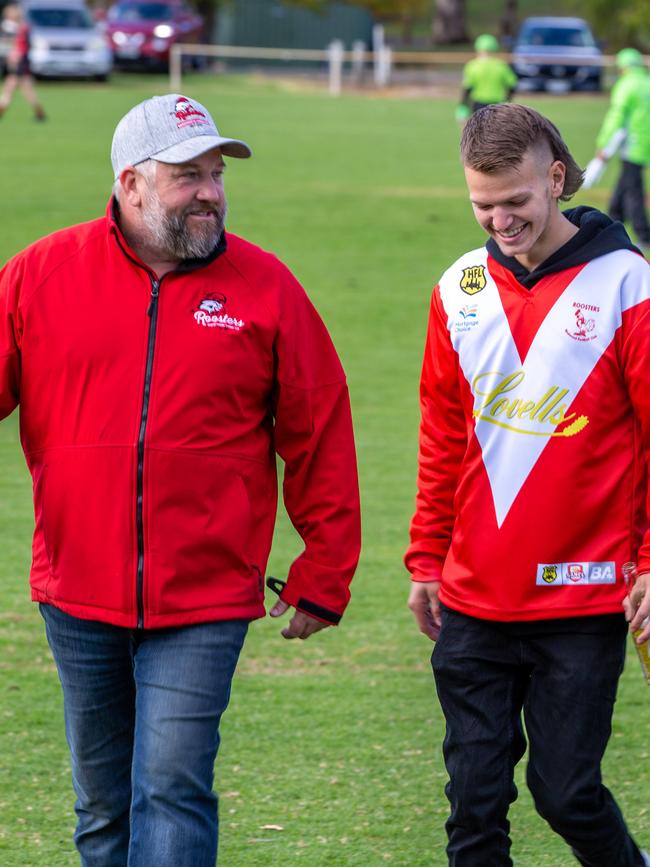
[0,73,648,866]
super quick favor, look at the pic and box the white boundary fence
[169,42,621,96]
[169,42,393,94]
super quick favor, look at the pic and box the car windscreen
[518,25,596,48]
[108,3,173,21]
[28,7,95,28]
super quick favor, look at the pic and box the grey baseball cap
[111,93,251,179]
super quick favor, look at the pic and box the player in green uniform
[594,48,650,248]
[455,34,518,122]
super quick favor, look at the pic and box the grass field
[0,73,649,866]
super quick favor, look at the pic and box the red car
[106,0,205,70]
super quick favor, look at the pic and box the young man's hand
[623,571,650,643]
[408,581,441,641]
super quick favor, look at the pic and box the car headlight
[112,30,127,45]
[153,24,173,39]
[88,36,107,51]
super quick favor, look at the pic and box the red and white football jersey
[406,244,650,621]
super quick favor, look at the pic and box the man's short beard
[141,184,227,261]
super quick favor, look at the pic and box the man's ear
[549,160,567,200]
[119,167,143,207]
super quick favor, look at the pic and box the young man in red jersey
[406,103,650,867]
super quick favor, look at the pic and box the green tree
[583,0,650,50]
[431,0,468,44]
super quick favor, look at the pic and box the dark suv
[511,16,603,92]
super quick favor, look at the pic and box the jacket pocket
[31,447,135,613]
[145,450,259,615]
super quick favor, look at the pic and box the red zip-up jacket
[0,200,361,629]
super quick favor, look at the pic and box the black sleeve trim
[296,597,341,625]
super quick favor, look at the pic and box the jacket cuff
[292,597,342,625]
[279,558,350,625]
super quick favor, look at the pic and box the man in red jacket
[0,93,360,866]
[405,104,650,866]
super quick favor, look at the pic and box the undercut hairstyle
[460,103,584,201]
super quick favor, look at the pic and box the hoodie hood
[486,206,642,289]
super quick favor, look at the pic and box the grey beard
[142,196,227,260]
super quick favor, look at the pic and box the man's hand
[269,600,330,640]
[623,571,650,644]
[408,580,441,641]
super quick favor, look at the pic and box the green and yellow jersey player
[456,34,518,123]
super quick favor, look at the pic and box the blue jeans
[40,604,248,867]
[432,605,645,867]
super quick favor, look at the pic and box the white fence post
[350,39,365,83]
[372,24,384,87]
[170,43,182,92]
[378,45,392,87]
[327,39,344,96]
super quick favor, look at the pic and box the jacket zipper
[135,276,161,628]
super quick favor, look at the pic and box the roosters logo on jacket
[193,294,246,332]
[460,265,487,295]
[172,97,210,130]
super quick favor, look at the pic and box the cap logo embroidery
[173,97,210,130]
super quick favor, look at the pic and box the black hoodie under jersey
[486,206,642,289]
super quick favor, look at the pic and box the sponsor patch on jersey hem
[536,562,616,586]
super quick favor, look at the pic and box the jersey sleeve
[620,284,650,574]
[404,287,468,583]
[462,59,477,90]
[596,78,629,152]
[503,61,518,92]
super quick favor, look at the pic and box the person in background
[0,3,46,121]
[0,93,361,866]
[594,47,650,250]
[455,33,518,123]
[406,102,650,866]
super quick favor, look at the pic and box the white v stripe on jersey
[440,249,647,527]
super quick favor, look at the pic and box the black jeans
[608,159,650,245]
[432,606,644,867]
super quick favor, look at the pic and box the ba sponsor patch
[536,562,616,586]
[460,265,486,295]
